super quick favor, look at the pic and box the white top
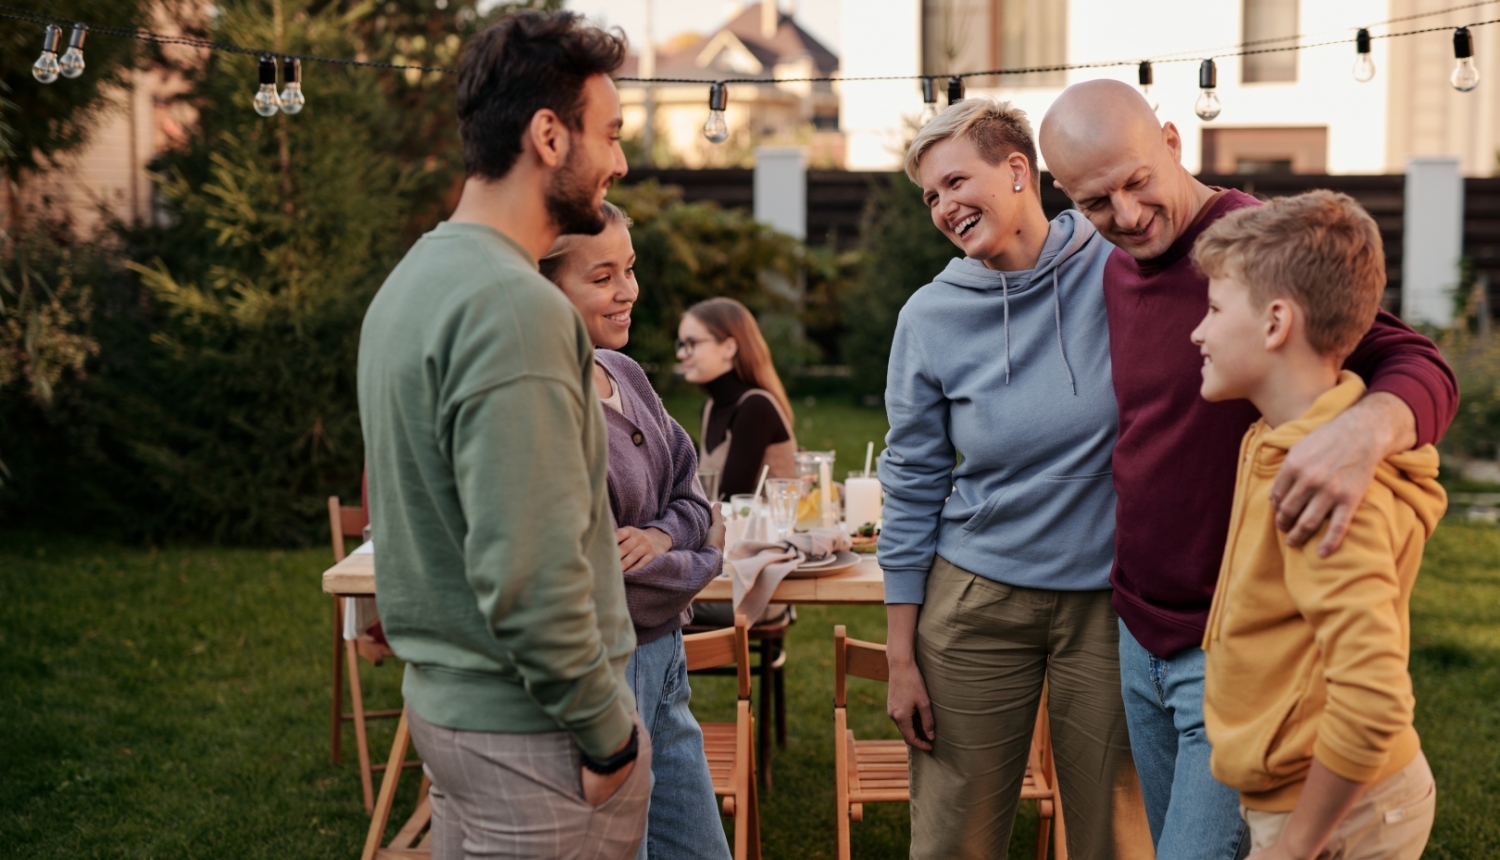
[597,362,624,414]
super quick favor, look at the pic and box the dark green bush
[840,172,959,396]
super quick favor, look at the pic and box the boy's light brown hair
[1192,189,1385,359]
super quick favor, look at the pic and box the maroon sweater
[1107,189,1458,657]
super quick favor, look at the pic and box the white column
[840,0,922,170]
[754,146,807,240]
[1402,156,1464,328]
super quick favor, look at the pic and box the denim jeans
[1118,620,1249,860]
[626,630,732,860]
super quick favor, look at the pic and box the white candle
[845,477,883,534]
[819,459,834,529]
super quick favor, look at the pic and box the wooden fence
[621,168,1500,316]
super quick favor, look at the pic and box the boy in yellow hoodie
[1187,190,1447,860]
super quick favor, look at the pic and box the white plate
[786,550,862,579]
[797,554,839,570]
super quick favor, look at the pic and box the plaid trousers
[409,708,652,860]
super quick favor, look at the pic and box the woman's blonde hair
[538,201,631,283]
[685,298,794,425]
[904,98,1040,195]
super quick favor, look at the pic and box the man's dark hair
[456,11,627,180]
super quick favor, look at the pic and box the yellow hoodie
[1202,371,1447,812]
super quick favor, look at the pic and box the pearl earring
[1013,183,1023,192]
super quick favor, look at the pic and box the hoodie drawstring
[1052,271,1076,396]
[1001,273,1011,385]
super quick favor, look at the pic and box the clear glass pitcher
[793,450,839,531]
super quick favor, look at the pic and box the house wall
[840,0,1399,174]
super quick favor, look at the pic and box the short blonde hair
[539,201,632,282]
[1191,190,1385,359]
[904,98,1040,193]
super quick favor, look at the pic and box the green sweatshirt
[357,221,635,758]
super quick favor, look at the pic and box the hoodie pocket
[958,470,1113,551]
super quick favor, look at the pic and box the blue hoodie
[878,209,1117,603]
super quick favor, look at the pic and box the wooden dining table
[321,546,888,605]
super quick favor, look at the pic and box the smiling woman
[541,204,735,860]
[879,97,1148,858]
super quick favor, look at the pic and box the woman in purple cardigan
[541,202,731,860]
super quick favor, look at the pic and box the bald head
[1038,79,1211,261]
[1039,80,1163,180]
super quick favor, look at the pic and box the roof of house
[619,5,839,81]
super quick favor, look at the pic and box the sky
[561,0,842,57]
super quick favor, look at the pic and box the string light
[947,75,964,105]
[1137,60,1158,110]
[702,81,728,143]
[32,23,61,83]
[1353,28,1375,82]
[1195,58,1221,121]
[59,23,86,79]
[1451,26,1480,91]
[279,58,305,114]
[920,76,939,124]
[253,55,281,116]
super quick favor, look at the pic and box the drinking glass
[730,494,757,520]
[764,478,803,541]
[696,467,721,503]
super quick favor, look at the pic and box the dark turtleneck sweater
[703,371,792,497]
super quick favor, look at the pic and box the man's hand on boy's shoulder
[1273,392,1417,558]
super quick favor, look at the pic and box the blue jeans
[1118,620,1249,860]
[626,630,732,860]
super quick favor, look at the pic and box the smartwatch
[581,725,639,775]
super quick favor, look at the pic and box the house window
[1200,127,1327,175]
[1242,0,1299,83]
[922,0,1067,88]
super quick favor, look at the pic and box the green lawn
[2,394,1497,857]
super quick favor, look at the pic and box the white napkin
[343,540,380,641]
[726,528,852,625]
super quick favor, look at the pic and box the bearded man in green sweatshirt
[357,11,648,859]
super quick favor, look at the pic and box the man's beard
[546,148,609,236]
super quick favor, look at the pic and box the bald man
[1038,81,1457,860]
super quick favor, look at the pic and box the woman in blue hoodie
[879,99,1137,859]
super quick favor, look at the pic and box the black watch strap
[581,725,639,775]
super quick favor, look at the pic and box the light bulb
[703,82,729,143]
[1137,61,1158,111]
[254,56,280,116]
[1353,28,1375,83]
[919,77,939,124]
[32,24,61,84]
[59,24,87,79]
[947,76,964,105]
[279,58,305,114]
[1452,28,1480,92]
[1195,58,1221,121]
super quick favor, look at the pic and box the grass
[2,392,1497,857]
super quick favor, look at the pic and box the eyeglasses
[674,336,720,355]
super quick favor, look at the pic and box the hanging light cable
[702,81,728,143]
[253,55,281,116]
[32,23,61,84]
[1353,28,1375,82]
[279,57,305,114]
[1195,58,1222,120]
[947,75,964,105]
[1451,26,1480,91]
[59,23,86,79]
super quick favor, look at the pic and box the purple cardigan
[595,349,722,644]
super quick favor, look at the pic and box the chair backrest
[834,625,889,708]
[683,614,752,699]
[327,496,368,563]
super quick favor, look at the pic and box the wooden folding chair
[684,615,762,860]
[328,496,416,814]
[360,711,434,860]
[684,607,791,788]
[833,626,1068,860]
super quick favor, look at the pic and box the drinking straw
[752,464,770,502]
[864,441,874,477]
